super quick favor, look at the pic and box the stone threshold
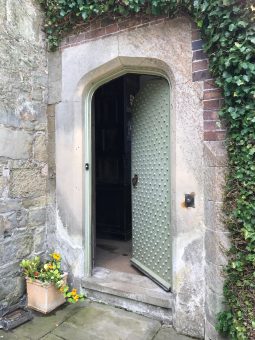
[81,267,173,324]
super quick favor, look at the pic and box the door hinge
[85,163,89,171]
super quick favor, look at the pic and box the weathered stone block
[33,227,46,253]
[0,126,33,159]
[205,261,225,296]
[0,176,3,196]
[34,133,47,162]
[0,199,21,213]
[0,274,25,304]
[204,167,227,202]
[205,229,230,266]
[47,109,55,133]
[28,207,46,226]
[0,214,11,238]
[205,286,225,326]
[10,168,46,198]
[22,196,46,209]
[48,51,62,104]
[204,141,227,167]
[205,319,228,340]
[205,201,226,232]
[0,234,33,267]
[9,209,28,228]
[48,140,56,172]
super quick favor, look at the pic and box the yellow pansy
[48,263,53,270]
[74,295,79,302]
[51,252,61,261]
[71,289,77,296]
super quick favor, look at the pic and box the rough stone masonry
[0,0,48,308]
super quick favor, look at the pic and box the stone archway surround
[47,16,228,340]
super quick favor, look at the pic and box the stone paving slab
[41,335,62,340]
[154,326,192,340]
[0,302,89,340]
[52,303,161,340]
[0,301,195,340]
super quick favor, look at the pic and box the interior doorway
[92,73,171,290]
[93,75,140,275]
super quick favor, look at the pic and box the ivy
[38,1,255,339]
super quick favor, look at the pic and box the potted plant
[20,252,85,314]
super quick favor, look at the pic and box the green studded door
[131,78,171,291]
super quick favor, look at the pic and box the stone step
[82,267,173,324]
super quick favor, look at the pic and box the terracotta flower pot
[26,273,67,314]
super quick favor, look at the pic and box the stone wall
[0,0,47,308]
[191,24,229,340]
[204,142,229,340]
[49,16,208,338]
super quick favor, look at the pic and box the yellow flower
[71,289,77,296]
[59,286,65,293]
[48,263,53,270]
[73,295,79,302]
[51,252,61,261]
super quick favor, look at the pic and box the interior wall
[49,17,206,338]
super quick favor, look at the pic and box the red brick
[192,49,207,61]
[106,23,118,34]
[68,35,77,44]
[192,70,211,82]
[78,23,90,32]
[204,120,217,131]
[203,110,219,120]
[85,27,106,40]
[139,22,151,29]
[192,30,201,40]
[76,32,86,43]
[204,79,217,90]
[141,15,154,24]
[101,17,116,27]
[192,40,203,51]
[204,120,224,131]
[118,17,141,30]
[204,131,226,141]
[90,20,101,30]
[150,18,165,25]
[203,89,222,100]
[203,99,221,110]
[192,59,208,72]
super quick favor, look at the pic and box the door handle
[132,174,138,188]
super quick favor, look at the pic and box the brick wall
[60,14,167,49]
[191,25,226,141]
[60,15,226,142]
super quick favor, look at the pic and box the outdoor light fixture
[184,193,195,208]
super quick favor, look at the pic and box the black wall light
[185,193,195,208]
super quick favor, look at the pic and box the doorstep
[82,267,173,324]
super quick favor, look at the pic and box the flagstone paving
[0,301,194,340]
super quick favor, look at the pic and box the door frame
[84,67,171,278]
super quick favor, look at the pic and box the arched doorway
[90,73,171,290]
